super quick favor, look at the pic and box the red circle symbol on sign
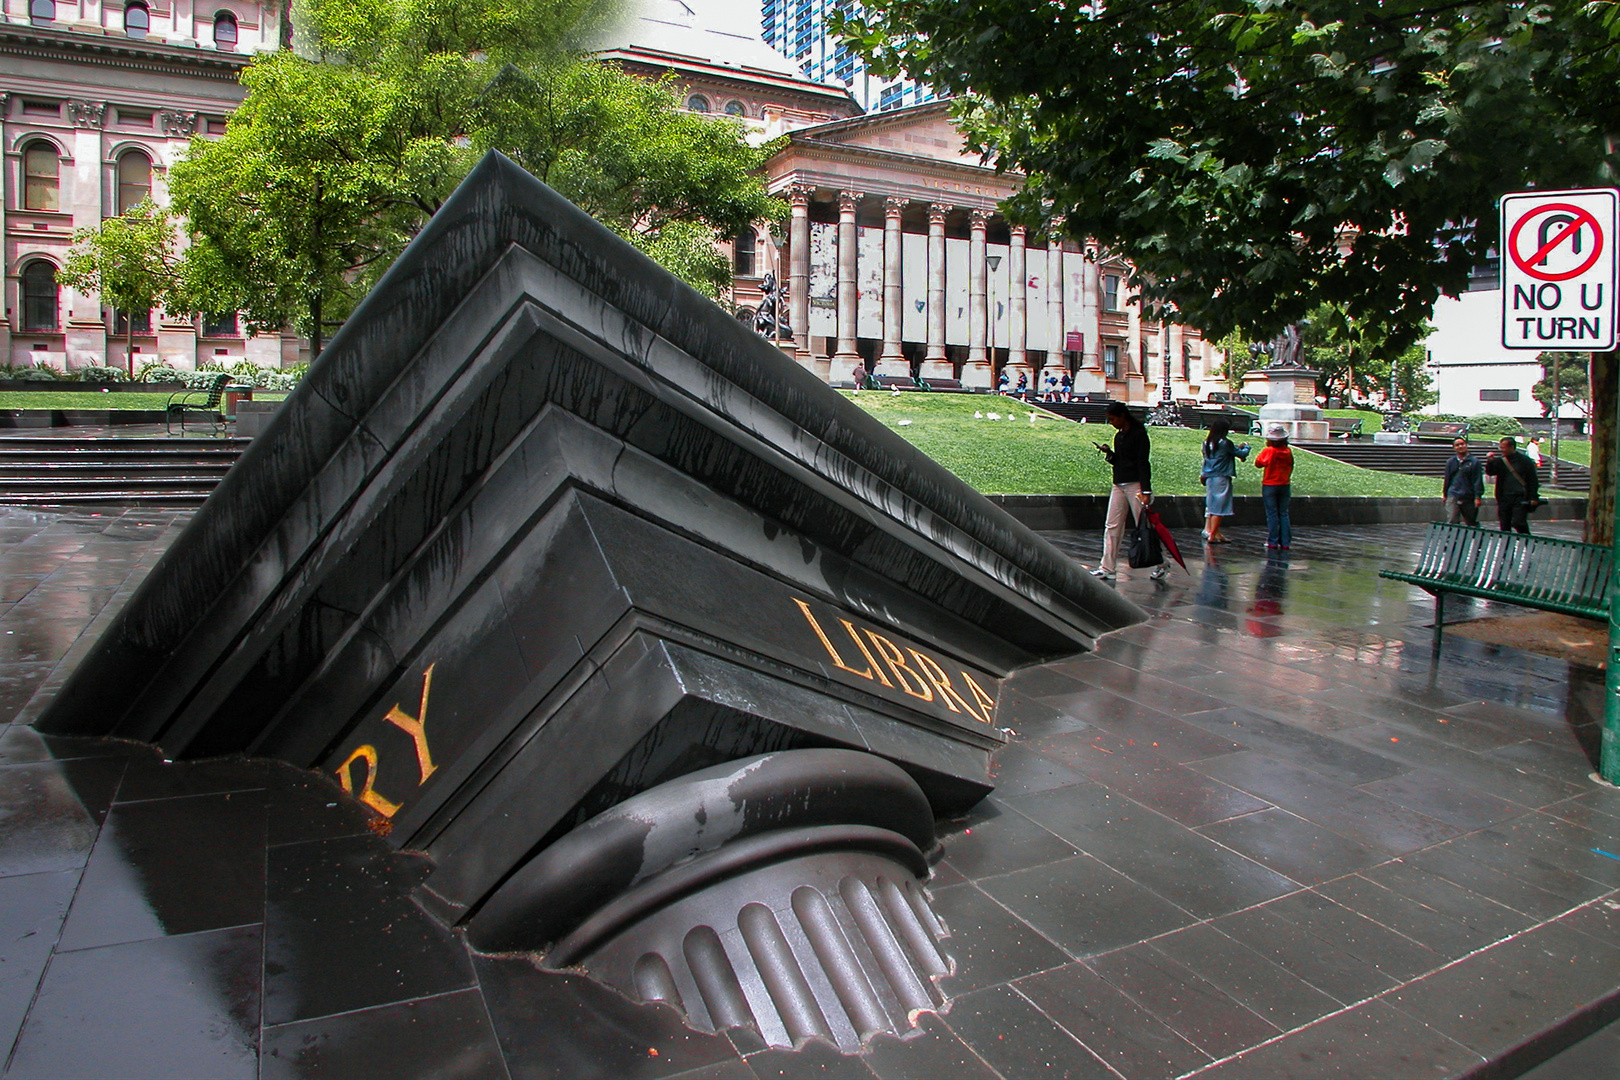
[1508,202,1604,282]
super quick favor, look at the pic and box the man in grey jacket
[1442,438,1484,526]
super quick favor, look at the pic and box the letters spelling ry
[336,664,438,818]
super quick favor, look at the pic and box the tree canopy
[166,0,783,356]
[841,0,1620,358]
[58,200,187,373]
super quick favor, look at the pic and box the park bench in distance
[1326,417,1363,439]
[1380,521,1611,650]
[873,373,921,390]
[164,373,229,434]
[1414,420,1469,440]
[921,376,969,392]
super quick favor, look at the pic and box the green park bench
[1326,417,1363,439]
[1380,521,1612,650]
[164,373,230,434]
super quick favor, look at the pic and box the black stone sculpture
[753,271,791,340]
[38,152,1143,1048]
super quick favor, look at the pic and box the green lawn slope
[845,392,1437,497]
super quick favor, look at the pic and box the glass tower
[759,0,935,113]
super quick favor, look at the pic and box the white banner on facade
[809,222,836,338]
[946,237,969,345]
[902,232,927,342]
[987,243,1009,348]
[857,225,883,339]
[1025,251,1049,353]
[1063,251,1087,343]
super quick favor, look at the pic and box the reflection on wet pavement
[0,507,1615,1078]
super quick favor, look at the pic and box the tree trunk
[1586,349,1616,546]
[126,321,136,378]
[309,294,322,362]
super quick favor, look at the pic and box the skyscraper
[759,0,935,112]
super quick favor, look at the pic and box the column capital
[786,184,813,208]
[1009,224,1027,242]
[838,191,864,213]
[927,203,951,225]
[969,208,991,228]
[883,196,908,216]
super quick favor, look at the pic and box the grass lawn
[844,392,1437,497]
[0,389,290,410]
[1549,438,1591,466]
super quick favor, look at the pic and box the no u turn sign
[1500,188,1618,350]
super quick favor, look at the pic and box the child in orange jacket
[1254,424,1294,549]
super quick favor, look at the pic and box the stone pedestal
[1245,366,1329,442]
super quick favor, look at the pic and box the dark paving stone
[1261,890,1447,981]
[1357,859,1541,941]
[1385,921,1620,1060]
[1190,999,1484,1079]
[930,882,1072,995]
[1039,736,1272,827]
[1315,873,1503,959]
[743,1040,879,1079]
[1434,826,1619,903]
[935,798,1081,882]
[1036,707,1246,765]
[112,752,271,804]
[0,665,54,725]
[263,770,376,848]
[264,834,476,1026]
[260,987,511,1080]
[1192,750,1462,856]
[1056,658,1229,716]
[664,1063,757,1080]
[0,869,78,1056]
[940,983,1117,1080]
[56,790,267,952]
[1085,944,1280,1058]
[1558,896,1620,945]
[985,742,1087,797]
[1338,722,1586,809]
[1146,921,1343,1031]
[1213,903,1398,1006]
[1355,767,1530,830]
[1180,706,1409,785]
[975,854,1196,960]
[1013,962,1212,1078]
[0,756,126,877]
[1397,842,1594,922]
[989,687,1090,740]
[861,1012,998,1080]
[1009,781,1301,918]
[5,924,262,1080]
[476,955,742,1080]
[1198,807,1389,884]
[1518,1016,1620,1079]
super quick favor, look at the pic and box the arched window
[29,0,53,25]
[117,150,152,214]
[23,142,60,212]
[724,100,746,117]
[21,261,60,332]
[733,230,757,276]
[213,10,238,50]
[124,2,149,37]
[685,94,709,113]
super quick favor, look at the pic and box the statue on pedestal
[753,272,792,341]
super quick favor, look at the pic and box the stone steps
[0,436,247,507]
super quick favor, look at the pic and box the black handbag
[1126,509,1164,568]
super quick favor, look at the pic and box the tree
[58,201,189,374]
[1210,330,1258,393]
[168,0,782,358]
[1533,351,1592,419]
[840,0,1620,540]
[1300,305,1435,409]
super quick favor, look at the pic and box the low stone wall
[988,493,1589,531]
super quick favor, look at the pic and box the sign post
[1500,188,1620,783]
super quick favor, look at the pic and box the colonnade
[784,186,1116,390]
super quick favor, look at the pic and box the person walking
[1484,436,1540,534]
[1200,421,1250,543]
[1091,402,1165,580]
[1442,437,1484,526]
[1525,436,1543,465]
[1253,423,1294,549]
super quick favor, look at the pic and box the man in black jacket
[1483,436,1540,534]
[1091,402,1165,580]
[1442,438,1484,526]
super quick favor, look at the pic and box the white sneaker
[1150,565,1169,580]
[1089,567,1115,580]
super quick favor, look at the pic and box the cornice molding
[0,24,252,82]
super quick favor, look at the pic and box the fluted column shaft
[924,205,948,373]
[1047,240,1066,367]
[1008,225,1028,377]
[833,191,862,366]
[965,209,990,386]
[788,186,811,363]
[878,197,906,373]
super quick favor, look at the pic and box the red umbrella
[1143,507,1187,572]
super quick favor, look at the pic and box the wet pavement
[0,506,1615,1079]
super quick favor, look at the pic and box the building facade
[1,0,292,374]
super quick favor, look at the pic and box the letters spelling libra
[793,598,997,724]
